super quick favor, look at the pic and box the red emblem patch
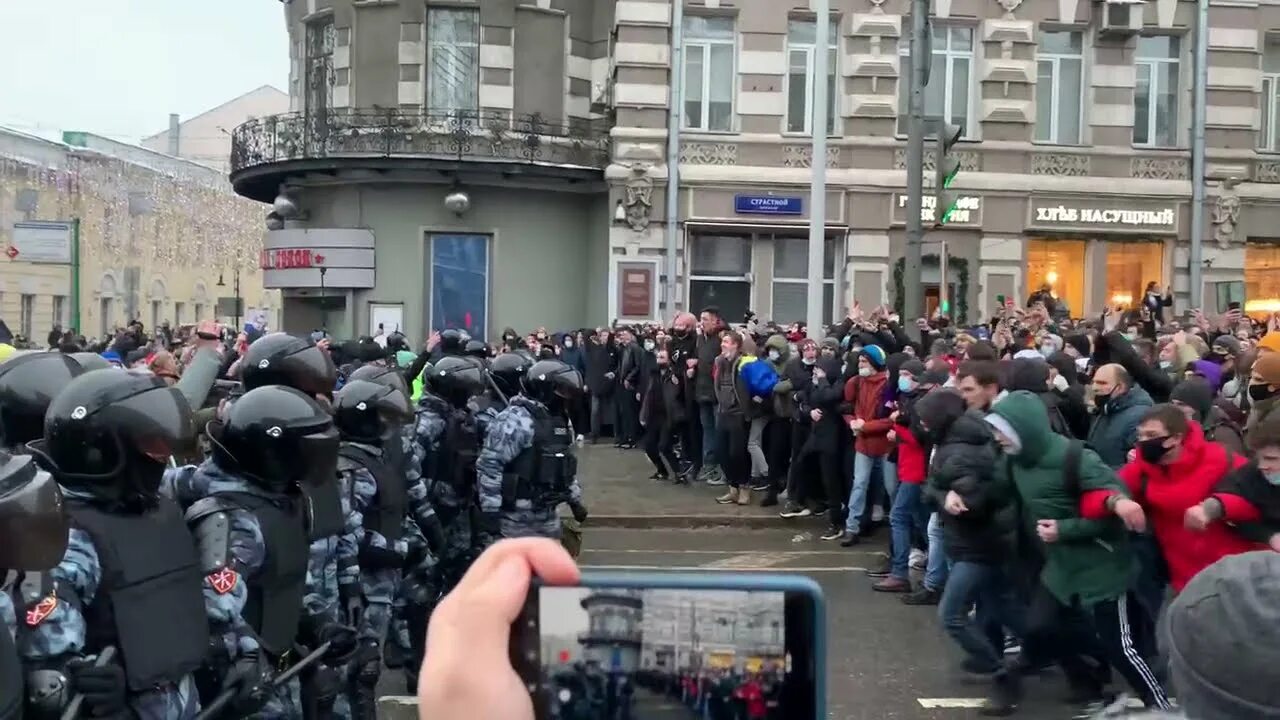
[25,595,57,627]
[208,568,239,595]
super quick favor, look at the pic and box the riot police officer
[1,451,69,720]
[463,340,489,360]
[66,352,112,373]
[431,329,469,360]
[22,370,208,719]
[240,332,337,397]
[0,352,84,451]
[476,359,589,543]
[331,379,439,718]
[168,384,358,718]
[489,350,532,403]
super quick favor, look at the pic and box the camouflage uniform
[304,468,360,720]
[1,583,14,640]
[163,463,303,719]
[477,396,583,541]
[19,485,201,719]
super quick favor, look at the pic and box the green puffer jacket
[990,391,1135,607]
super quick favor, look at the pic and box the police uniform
[20,371,206,720]
[168,385,356,720]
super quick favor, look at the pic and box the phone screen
[515,585,819,720]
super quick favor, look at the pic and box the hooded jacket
[843,370,892,457]
[1006,358,1074,438]
[1170,377,1245,455]
[894,386,929,484]
[1209,461,1280,545]
[1087,384,1154,468]
[916,390,1014,562]
[798,356,846,451]
[1080,422,1254,592]
[990,391,1134,607]
[763,334,795,419]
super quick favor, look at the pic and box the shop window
[785,18,838,136]
[683,16,736,132]
[1034,30,1084,145]
[430,234,489,339]
[689,235,752,321]
[1104,241,1164,310]
[1262,35,1280,151]
[1026,239,1086,318]
[1133,35,1180,147]
[772,236,837,324]
[897,25,973,137]
[1245,244,1280,316]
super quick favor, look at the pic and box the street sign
[11,221,72,263]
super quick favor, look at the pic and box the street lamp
[318,266,328,336]
[216,269,241,329]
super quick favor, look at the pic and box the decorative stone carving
[997,0,1023,19]
[895,148,980,172]
[1031,153,1089,177]
[782,145,841,169]
[868,0,886,11]
[623,163,653,233]
[678,142,738,165]
[1255,160,1280,184]
[1131,157,1188,180]
[1212,178,1241,249]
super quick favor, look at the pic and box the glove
[219,653,271,717]
[357,542,403,571]
[570,502,589,524]
[67,655,128,717]
[317,621,359,665]
[339,581,364,628]
[422,515,446,554]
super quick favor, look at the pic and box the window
[1260,36,1280,151]
[1026,239,1086,318]
[771,236,839,324]
[688,235,752,321]
[430,234,489,339]
[174,301,185,326]
[427,7,480,113]
[52,295,67,331]
[785,18,838,135]
[99,298,112,337]
[1035,31,1084,144]
[1245,244,1280,316]
[897,25,973,136]
[19,295,33,339]
[1105,241,1164,309]
[151,301,162,331]
[1133,35,1180,147]
[682,16,736,132]
[194,303,205,323]
[304,18,336,118]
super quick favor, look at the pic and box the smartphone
[1228,301,1242,312]
[513,571,825,720]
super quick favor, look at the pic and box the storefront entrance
[1024,238,1165,316]
[1026,239,1086,317]
[1245,242,1280,317]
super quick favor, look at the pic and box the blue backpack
[739,358,779,398]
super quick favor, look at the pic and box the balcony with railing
[228,108,613,201]
[578,628,644,647]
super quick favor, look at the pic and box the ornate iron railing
[230,108,612,174]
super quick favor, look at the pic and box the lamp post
[216,268,242,329]
[319,266,328,335]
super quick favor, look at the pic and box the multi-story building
[230,0,614,339]
[142,86,291,174]
[639,589,784,673]
[0,127,279,344]
[608,0,1280,325]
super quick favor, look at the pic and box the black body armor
[337,444,406,542]
[502,408,576,509]
[438,409,482,496]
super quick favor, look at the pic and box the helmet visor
[284,346,339,397]
[0,456,68,570]
[373,386,414,425]
[297,426,340,489]
[113,385,197,464]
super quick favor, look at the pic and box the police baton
[59,646,117,720]
[193,641,332,720]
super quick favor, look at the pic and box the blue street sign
[734,194,803,216]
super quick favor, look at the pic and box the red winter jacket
[843,373,891,457]
[894,424,927,484]
[1079,422,1257,592]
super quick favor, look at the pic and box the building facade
[0,128,278,345]
[142,85,291,174]
[638,590,784,673]
[230,0,614,340]
[607,0,1280,326]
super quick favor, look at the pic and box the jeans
[925,513,948,591]
[888,482,929,580]
[844,452,883,534]
[938,561,1025,672]
[747,416,770,478]
[698,402,719,468]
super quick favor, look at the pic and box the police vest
[213,492,309,657]
[301,475,345,542]
[504,409,576,506]
[65,499,209,692]
[337,444,406,542]
[437,409,482,496]
[0,583,21,720]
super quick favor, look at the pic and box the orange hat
[1257,332,1280,354]
[1253,351,1280,386]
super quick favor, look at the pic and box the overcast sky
[0,0,289,143]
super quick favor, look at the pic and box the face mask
[1137,436,1172,464]
[1158,360,1172,370]
[1039,345,1055,359]
[1051,374,1070,392]
[802,357,816,366]
[1124,333,1138,343]
[788,343,798,355]
[898,377,916,393]
[563,339,574,349]
[767,349,781,361]
[1249,383,1278,402]
[1075,357,1089,372]
[858,367,872,378]
[1266,472,1280,486]
[644,340,655,352]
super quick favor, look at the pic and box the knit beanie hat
[1162,551,1280,719]
[820,336,840,353]
[1212,334,1243,357]
[861,344,887,370]
[1253,351,1280,387]
[1064,333,1091,358]
[1258,332,1280,354]
[899,359,926,379]
[1169,376,1214,423]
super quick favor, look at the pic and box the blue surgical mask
[1267,472,1280,486]
[1124,333,1138,343]
[1039,345,1055,358]
[858,367,872,378]
[767,349,781,361]
[563,339,574,349]
[898,377,917,393]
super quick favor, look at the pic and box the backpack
[739,358,779,398]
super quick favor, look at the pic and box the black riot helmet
[464,339,489,358]
[67,351,112,373]
[39,369,195,509]
[241,332,338,397]
[0,451,68,571]
[333,380,413,443]
[437,329,470,356]
[427,355,488,408]
[212,384,339,494]
[490,351,533,399]
[522,359,583,413]
[347,363,411,406]
[0,352,85,448]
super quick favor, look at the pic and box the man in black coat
[585,328,619,442]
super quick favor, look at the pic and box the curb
[580,513,816,530]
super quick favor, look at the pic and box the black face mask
[1137,436,1172,464]
[1249,383,1279,402]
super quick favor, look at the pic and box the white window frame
[1034,31,1085,145]
[770,236,842,324]
[1133,36,1181,148]
[1261,37,1280,151]
[897,24,975,138]
[427,6,480,114]
[52,295,67,331]
[784,19,839,137]
[682,16,737,132]
[19,294,33,340]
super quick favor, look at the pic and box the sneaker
[980,671,1020,717]
[839,531,860,547]
[778,502,811,519]
[872,576,911,593]
[1002,635,1022,656]
[716,488,739,505]
[697,465,719,481]
[751,480,771,492]
[648,472,667,481]
[909,548,927,570]
[871,506,886,523]
[705,474,727,486]
[820,526,844,541]
[901,587,942,606]
[865,554,892,578]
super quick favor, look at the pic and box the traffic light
[933,120,963,226]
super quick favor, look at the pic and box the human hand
[1184,504,1211,531]
[1113,498,1147,533]
[887,429,896,443]
[1036,519,1060,543]
[685,368,695,379]
[426,331,442,352]
[944,490,968,515]
[809,409,823,423]
[417,538,581,720]
[1269,533,1280,552]
[68,654,128,717]
[849,418,865,432]
[194,320,222,351]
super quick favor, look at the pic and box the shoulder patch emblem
[25,595,57,627]
[208,568,239,595]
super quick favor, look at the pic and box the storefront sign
[892,194,983,225]
[734,194,803,216]
[10,221,72,264]
[617,262,656,318]
[261,228,375,289]
[1029,199,1178,233]
[260,248,325,269]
